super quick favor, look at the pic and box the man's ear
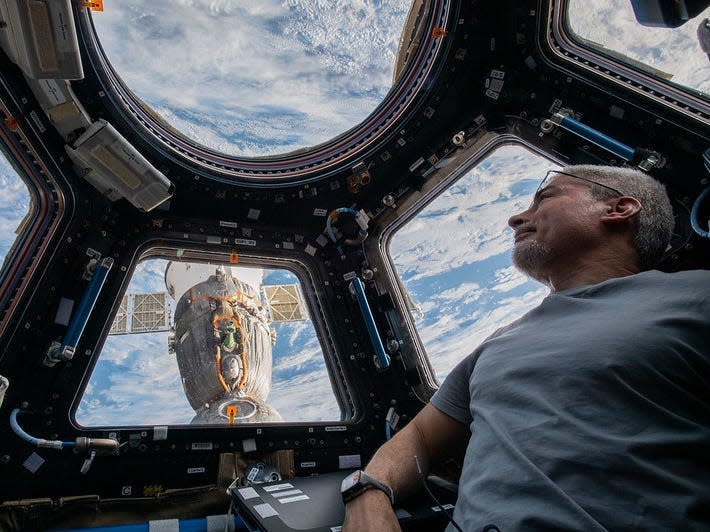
[601,196,642,223]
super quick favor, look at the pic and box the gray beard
[512,240,551,281]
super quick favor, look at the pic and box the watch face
[341,471,361,492]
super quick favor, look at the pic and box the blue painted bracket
[60,257,114,360]
[350,277,390,370]
[554,113,636,161]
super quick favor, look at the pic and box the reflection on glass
[389,145,555,381]
[567,0,710,95]
[0,152,30,273]
[76,259,340,426]
[91,0,410,156]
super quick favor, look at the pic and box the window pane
[567,0,710,96]
[389,145,554,381]
[92,0,411,156]
[0,152,31,274]
[76,259,340,426]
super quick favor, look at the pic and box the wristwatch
[340,470,394,505]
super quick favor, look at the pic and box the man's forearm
[343,404,468,531]
[363,418,432,501]
[342,420,433,532]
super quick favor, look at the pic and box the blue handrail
[61,257,114,360]
[555,114,636,161]
[350,278,390,370]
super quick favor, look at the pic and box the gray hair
[562,165,674,270]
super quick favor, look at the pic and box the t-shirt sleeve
[430,350,480,427]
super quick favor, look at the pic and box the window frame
[70,246,354,429]
[543,0,709,124]
[0,122,66,340]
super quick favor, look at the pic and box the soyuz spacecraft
[166,263,281,424]
[113,262,308,424]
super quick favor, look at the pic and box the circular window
[91,1,413,158]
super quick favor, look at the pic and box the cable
[414,455,463,532]
[665,198,693,258]
[690,187,710,239]
[325,208,369,257]
[9,408,75,449]
[224,498,235,532]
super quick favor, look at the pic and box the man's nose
[508,209,529,229]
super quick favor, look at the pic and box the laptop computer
[228,470,455,532]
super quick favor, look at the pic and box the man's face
[507,174,608,283]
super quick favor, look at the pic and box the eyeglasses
[535,170,625,201]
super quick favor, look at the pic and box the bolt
[382,194,395,207]
[540,119,554,133]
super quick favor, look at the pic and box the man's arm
[342,403,469,531]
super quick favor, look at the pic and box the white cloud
[424,286,548,381]
[0,156,30,262]
[492,265,529,293]
[271,368,341,421]
[76,332,193,426]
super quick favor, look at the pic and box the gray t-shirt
[431,269,710,531]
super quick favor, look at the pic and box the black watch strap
[341,470,395,505]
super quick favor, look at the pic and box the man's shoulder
[621,270,710,306]
[637,269,710,285]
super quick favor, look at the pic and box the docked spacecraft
[165,262,281,424]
